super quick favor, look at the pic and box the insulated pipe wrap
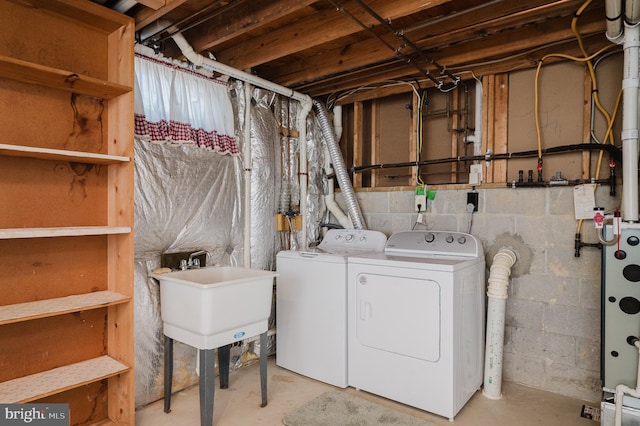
[312,99,366,230]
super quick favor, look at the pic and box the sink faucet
[181,250,207,270]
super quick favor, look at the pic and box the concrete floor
[135,357,599,426]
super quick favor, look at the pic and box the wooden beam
[136,0,165,10]
[271,4,604,89]
[482,75,495,183]
[410,92,419,186]
[353,101,364,188]
[582,66,592,179]
[216,0,452,71]
[135,0,188,30]
[371,99,380,187]
[298,33,610,98]
[493,73,509,183]
[188,0,318,53]
[450,88,459,183]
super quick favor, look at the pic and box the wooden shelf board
[0,143,129,164]
[0,356,129,403]
[0,291,130,326]
[0,226,131,240]
[0,55,131,99]
[9,0,133,33]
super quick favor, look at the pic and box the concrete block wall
[335,185,619,402]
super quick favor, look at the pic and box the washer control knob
[360,235,367,241]
[335,234,342,240]
[458,236,467,244]
[446,235,454,243]
[628,236,640,246]
[424,233,435,243]
[345,234,354,242]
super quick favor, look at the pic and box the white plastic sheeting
[134,139,243,406]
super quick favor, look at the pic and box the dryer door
[355,272,440,362]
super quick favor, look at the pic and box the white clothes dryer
[276,229,387,388]
[347,230,485,421]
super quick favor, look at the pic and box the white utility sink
[150,266,277,349]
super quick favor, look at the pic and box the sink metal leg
[199,349,215,426]
[260,331,268,407]
[218,344,231,389]
[164,336,173,413]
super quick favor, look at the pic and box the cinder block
[503,353,545,387]
[510,328,576,366]
[511,274,579,307]
[575,336,600,371]
[543,362,601,402]
[485,188,545,215]
[505,299,545,330]
[544,305,600,339]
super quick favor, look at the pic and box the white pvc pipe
[483,248,517,400]
[627,0,640,24]
[621,23,640,222]
[614,339,640,426]
[243,82,252,267]
[298,98,313,249]
[474,79,483,156]
[606,0,624,43]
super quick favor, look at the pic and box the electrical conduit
[483,248,517,399]
[313,99,366,230]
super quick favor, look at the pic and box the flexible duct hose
[312,99,366,230]
[483,248,517,399]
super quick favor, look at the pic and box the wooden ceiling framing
[109,0,611,101]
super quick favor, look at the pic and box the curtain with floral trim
[134,44,238,155]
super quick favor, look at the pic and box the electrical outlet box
[467,192,479,212]
[469,164,483,185]
[414,187,427,212]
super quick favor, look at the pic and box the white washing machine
[348,230,485,421]
[275,229,387,388]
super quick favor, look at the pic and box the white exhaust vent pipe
[483,248,517,399]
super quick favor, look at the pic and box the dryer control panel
[318,229,388,254]
[385,231,481,258]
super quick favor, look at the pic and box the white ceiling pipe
[243,82,252,268]
[169,32,314,248]
[621,22,640,222]
[627,0,640,24]
[170,33,310,104]
[606,0,624,43]
[297,99,314,249]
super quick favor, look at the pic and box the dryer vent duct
[313,99,366,230]
[483,248,517,399]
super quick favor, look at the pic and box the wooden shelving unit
[0,356,129,404]
[0,226,131,240]
[0,0,134,424]
[0,291,130,325]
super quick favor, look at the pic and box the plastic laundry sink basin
[150,266,277,349]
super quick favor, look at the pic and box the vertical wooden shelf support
[0,1,135,424]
